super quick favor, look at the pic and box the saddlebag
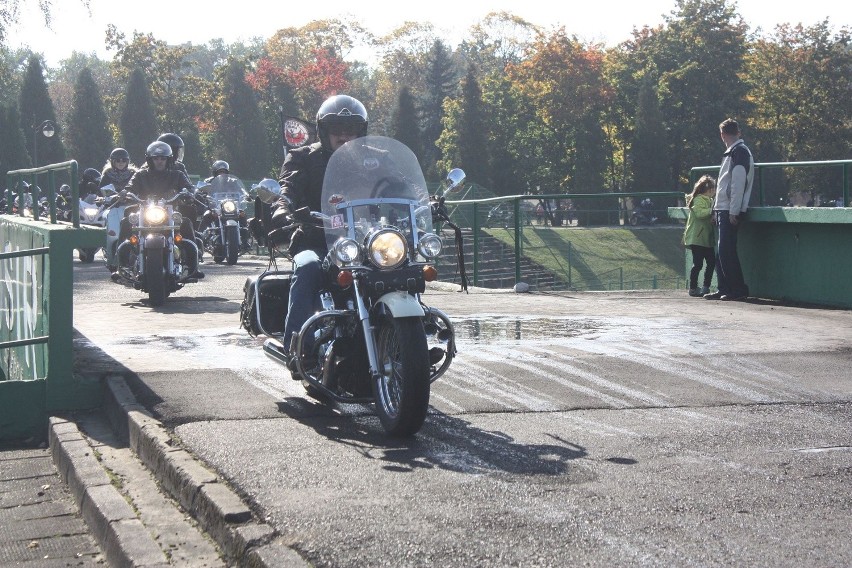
[240,271,291,337]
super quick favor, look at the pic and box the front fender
[375,291,424,318]
[145,233,166,250]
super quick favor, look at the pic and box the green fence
[1,161,105,442]
[437,191,685,291]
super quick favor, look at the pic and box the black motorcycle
[111,190,203,306]
[196,174,251,265]
[241,136,465,437]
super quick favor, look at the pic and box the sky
[6,0,850,67]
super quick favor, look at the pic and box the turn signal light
[129,235,139,245]
[423,265,438,282]
[337,270,354,288]
[174,234,183,243]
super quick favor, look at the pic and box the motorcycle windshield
[321,136,432,251]
[207,174,248,203]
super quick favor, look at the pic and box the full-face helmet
[157,133,184,163]
[145,141,173,169]
[316,95,368,151]
[211,160,230,177]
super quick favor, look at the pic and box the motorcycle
[196,174,251,265]
[629,198,659,226]
[241,136,463,437]
[110,189,202,306]
[75,186,118,263]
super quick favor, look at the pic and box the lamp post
[32,119,56,167]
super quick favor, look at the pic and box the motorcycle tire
[78,248,97,263]
[629,214,639,226]
[373,316,430,437]
[144,250,166,307]
[225,225,239,265]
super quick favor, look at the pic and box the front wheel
[144,249,166,306]
[225,224,239,265]
[78,247,97,263]
[373,317,430,437]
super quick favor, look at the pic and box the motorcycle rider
[148,133,188,175]
[204,160,230,183]
[269,94,368,364]
[115,140,204,279]
[100,147,137,191]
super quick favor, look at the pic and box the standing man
[705,118,754,301]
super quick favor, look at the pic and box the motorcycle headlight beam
[417,233,443,259]
[367,229,407,269]
[144,206,168,225]
[222,200,237,214]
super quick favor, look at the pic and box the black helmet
[109,147,130,167]
[211,160,229,176]
[145,140,173,168]
[316,95,368,151]
[81,167,102,186]
[157,133,184,163]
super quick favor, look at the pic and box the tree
[421,40,458,180]
[65,67,112,171]
[18,55,64,167]
[631,73,669,193]
[389,86,422,164]
[215,59,270,179]
[119,68,158,165]
[745,20,852,204]
[454,67,490,188]
[0,104,32,187]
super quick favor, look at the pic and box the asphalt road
[72,254,852,567]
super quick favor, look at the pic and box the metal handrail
[5,160,80,226]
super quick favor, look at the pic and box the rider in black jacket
[115,140,203,278]
[269,94,368,358]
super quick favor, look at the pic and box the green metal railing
[440,191,684,289]
[2,160,103,441]
[690,159,851,207]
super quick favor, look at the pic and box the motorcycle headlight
[333,238,361,265]
[128,212,139,226]
[82,206,99,218]
[367,229,407,269]
[222,200,237,214]
[417,233,443,259]
[144,205,168,225]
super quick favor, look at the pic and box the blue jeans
[283,250,323,351]
[714,211,749,297]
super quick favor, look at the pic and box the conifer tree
[119,68,159,165]
[420,40,457,180]
[456,67,490,188]
[18,55,64,167]
[390,86,422,164]
[66,67,113,172]
[0,104,33,188]
[215,59,269,179]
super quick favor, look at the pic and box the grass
[486,225,687,291]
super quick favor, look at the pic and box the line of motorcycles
[2,175,255,305]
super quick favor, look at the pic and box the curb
[102,375,307,567]
[49,416,169,568]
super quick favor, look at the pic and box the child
[683,175,716,297]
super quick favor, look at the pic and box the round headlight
[333,238,361,264]
[144,206,167,225]
[418,233,443,259]
[368,230,407,269]
[222,200,237,214]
